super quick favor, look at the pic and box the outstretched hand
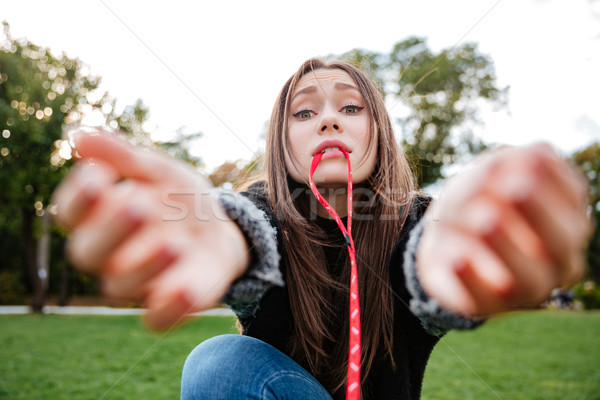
[416,143,591,317]
[51,131,250,330]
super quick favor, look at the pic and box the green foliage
[339,37,508,187]
[0,22,103,308]
[0,22,202,303]
[0,270,26,304]
[0,203,25,284]
[208,153,263,188]
[334,48,386,95]
[572,281,600,309]
[571,142,600,283]
[106,98,153,146]
[154,126,203,168]
[0,21,99,217]
[93,94,204,167]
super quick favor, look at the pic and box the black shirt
[234,181,442,400]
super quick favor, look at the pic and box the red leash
[309,150,361,400]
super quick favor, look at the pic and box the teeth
[322,147,340,153]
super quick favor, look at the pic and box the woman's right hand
[51,131,250,330]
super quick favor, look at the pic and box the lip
[312,140,351,156]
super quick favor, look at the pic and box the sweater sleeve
[402,215,485,336]
[212,185,283,318]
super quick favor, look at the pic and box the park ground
[0,310,599,400]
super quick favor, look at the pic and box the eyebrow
[291,86,317,101]
[291,82,360,102]
[334,82,359,92]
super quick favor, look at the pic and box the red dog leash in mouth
[309,150,361,400]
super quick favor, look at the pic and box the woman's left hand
[416,143,592,316]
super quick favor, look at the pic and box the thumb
[73,130,190,183]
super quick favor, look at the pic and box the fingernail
[124,203,148,226]
[82,181,101,201]
[158,243,178,264]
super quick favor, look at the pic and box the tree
[94,93,204,167]
[571,142,600,283]
[0,22,203,309]
[154,126,203,169]
[339,37,508,187]
[208,154,263,189]
[0,21,101,310]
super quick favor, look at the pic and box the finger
[418,221,515,316]
[143,287,197,331]
[518,175,588,270]
[444,233,516,311]
[539,150,590,210]
[73,131,193,184]
[143,247,245,330]
[468,199,556,305]
[418,260,479,317]
[143,265,227,330]
[102,226,180,299]
[66,182,151,273]
[490,161,590,277]
[454,259,512,316]
[50,161,119,229]
[432,145,525,225]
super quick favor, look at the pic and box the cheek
[365,147,378,175]
[286,124,312,164]
[285,129,300,163]
[355,147,377,180]
[356,123,378,179]
[283,151,296,175]
[283,137,304,181]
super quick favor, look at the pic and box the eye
[293,109,315,120]
[341,104,364,115]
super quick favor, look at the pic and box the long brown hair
[264,58,417,398]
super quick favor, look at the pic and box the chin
[311,172,349,187]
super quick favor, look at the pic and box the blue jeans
[181,334,333,400]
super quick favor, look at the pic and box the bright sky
[3,0,600,170]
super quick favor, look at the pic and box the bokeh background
[1,0,599,314]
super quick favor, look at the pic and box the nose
[319,107,343,134]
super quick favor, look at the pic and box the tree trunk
[36,210,51,307]
[58,263,69,307]
[22,209,44,312]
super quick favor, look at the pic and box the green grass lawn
[422,310,600,400]
[0,314,239,400]
[0,311,598,400]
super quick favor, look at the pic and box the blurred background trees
[571,143,600,284]
[0,22,200,309]
[0,21,101,310]
[339,37,508,187]
[1,23,598,309]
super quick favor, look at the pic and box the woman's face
[285,68,377,187]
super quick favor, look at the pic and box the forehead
[294,68,357,93]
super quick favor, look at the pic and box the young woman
[52,59,591,400]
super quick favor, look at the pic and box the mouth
[313,140,351,156]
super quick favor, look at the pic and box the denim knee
[181,334,332,400]
[181,334,244,397]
